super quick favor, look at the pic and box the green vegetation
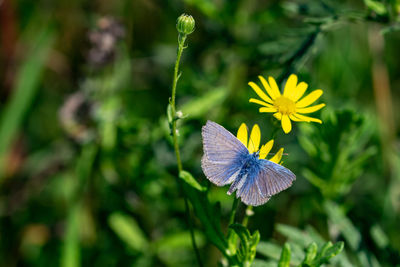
[0,0,399,266]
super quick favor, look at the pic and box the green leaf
[320,241,344,263]
[229,223,251,251]
[276,224,313,247]
[303,242,318,264]
[0,27,55,179]
[324,201,361,250]
[108,212,148,252]
[310,241,345,266]
[252,259,276,267]
[179,170,206,191]
[305,226,325,246]
[278,243,291,267]
[370,224,389,249]
[61,203,81,267]
[167,103,174,124]
[364,0,387,15]
[256,241,282,260]
[301,169,326,190]
[154,231,205,252]
[182,184,238,265]
[180,87,227,119]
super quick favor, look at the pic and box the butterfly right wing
[235,159,295,206]
[201,121,248,186]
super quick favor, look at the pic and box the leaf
[0,27,55,179]
[108,212,148,252]
[180,87,227,119]
[370,224,389,249]
[182,0,218,18]
[276,224,313,247]
[229,223,251,252]
[154,231,205,252]
[320,241,344,263]
[302,242,318,264]
[182,184,238,265]
[301,169,326,190]
[364,0,387,15]
[167,103,174,124]
[179,170,206,191]
[278,243,291,267]
[61,203,81,267]
[324,201,361,250]
[256,241,282,259]
[252,259,276,267]
[305,226,325,246]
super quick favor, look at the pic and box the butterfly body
[201,121,296,206]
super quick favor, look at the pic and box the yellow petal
[273,112,282,120]
[292,82,308,102]
[296,89,323,108]
[289,114,302,121]
[259,140,274,159]
[293,113,322,123]
[248,124,261,153]
[296,103,326,114]
[249,98,273,107]
[268,76,282,97]
[237,123,248,147]
[259,76,280,99]
[259,107,277,113]
[248,82,273,104]
[283,74,298,98]
[270,148,284,164]
[281,115,292,133]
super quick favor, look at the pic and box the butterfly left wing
[236,159,296,206]
[201,121,248,186]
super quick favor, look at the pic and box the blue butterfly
[201,121,296,206]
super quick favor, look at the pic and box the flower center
[274,96,296,115]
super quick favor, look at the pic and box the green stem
[169,34,203,267]
[227,197,240,255]
[171,35,186,172]
[228,197,239,227]
[242,206,254,227]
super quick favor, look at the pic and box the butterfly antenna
[248,127,257,153]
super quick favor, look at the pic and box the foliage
[0,0,399,266]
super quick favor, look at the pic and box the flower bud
[176,14,195,35]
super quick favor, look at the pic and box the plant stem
[228,197,239,227]
[169,34,203,267]
[170,35,186,172]
[227,197,239,255]
[242,205,254,227]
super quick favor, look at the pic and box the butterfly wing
[236,159,296,206]
[201,121,248,186]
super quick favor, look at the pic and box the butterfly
[201,121,296,206]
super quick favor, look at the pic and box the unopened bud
[176,14,195,35]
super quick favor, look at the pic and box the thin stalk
[242,205,254,227]
[228,197,239,227]
[169,34,203,267]
[227,197,239,255]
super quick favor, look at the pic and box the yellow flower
[248,74,326,134]
[237,123,283,164]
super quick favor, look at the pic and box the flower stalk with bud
[167,14,203,267]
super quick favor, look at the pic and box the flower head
[176,14,195,35]
[249,74,326,134]
[237,123,283,164]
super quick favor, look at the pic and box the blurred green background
[0,0,399,266]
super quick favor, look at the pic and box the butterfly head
[252,150,260,159]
